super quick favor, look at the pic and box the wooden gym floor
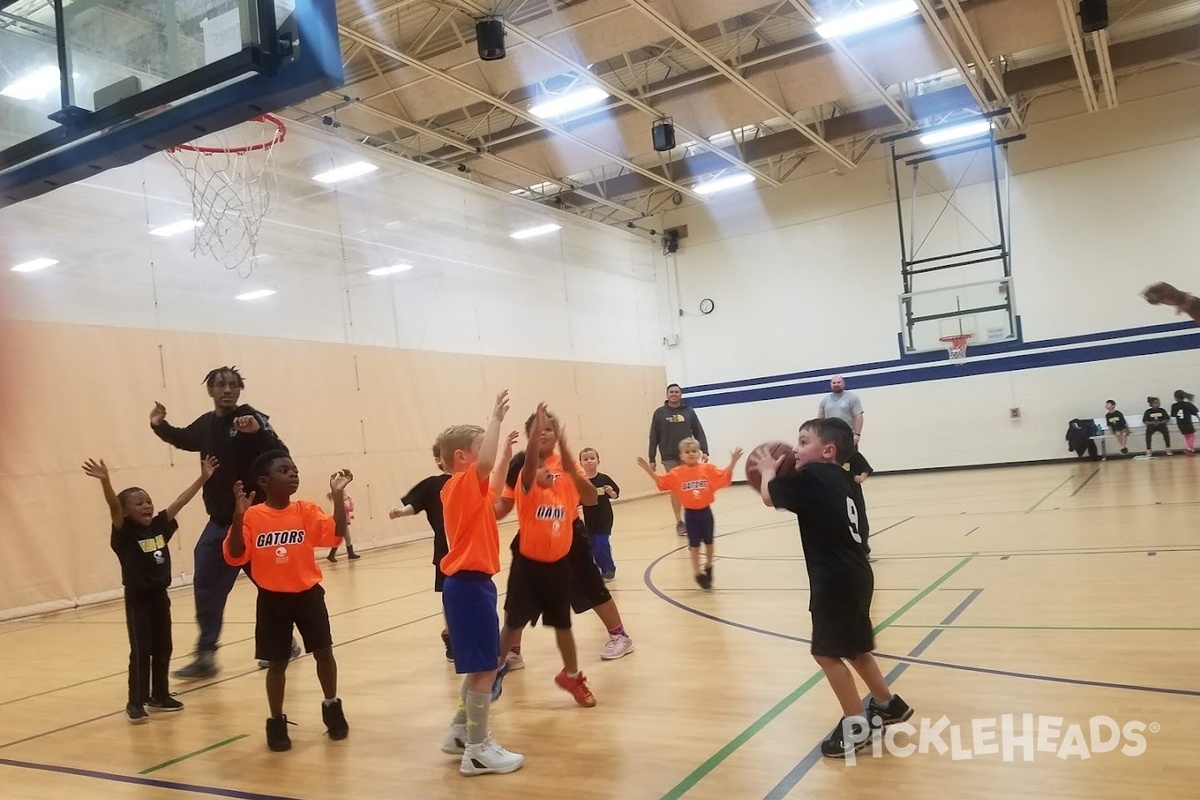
[2,458,1198,800]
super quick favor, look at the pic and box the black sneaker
[147,695,184,712]
[266,715,294,751]
[820,716,872,758]
[442,631,454,663]
[867,694,913,728]
[321,699,349,740]
[126,702,149,724]
[601,570,616,581]
[696,572,712,590]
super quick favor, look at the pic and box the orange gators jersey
[515,471,580,562]
[223,501,341,592]
[655,463,732,510]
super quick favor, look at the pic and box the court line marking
[1026,475,1076,513]
[139,734,248,775]
[0,757,301,800]
[763,589,984,800]
[1070,467,1102,496]
[714,543,1200,563]
[889,624,1200,631]
[647,552,974,800]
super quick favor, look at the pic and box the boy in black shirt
[752,418,912,758]
[82,456,216,723]
[1143,396,1172,457]
[390,443,454,660]
[579,447,620,580]
[1104,400,1129,455]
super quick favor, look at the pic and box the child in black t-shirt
[390,443,453,660]
[1104,400,1129,455]
[579,447,620,581]
[1143,396,1172,457]
[751,418,911,759]
[83,456,215,723]
[1170,390,1198,455]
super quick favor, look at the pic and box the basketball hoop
[939,334,974,363]
[163,114,287,275]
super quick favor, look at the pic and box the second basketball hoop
[940,334,974,363]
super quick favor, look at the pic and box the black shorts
[810,605,875,659]
[433,565,447,593]
[255,584,332,662]
[510,522,612,614]
[504,552,572,629]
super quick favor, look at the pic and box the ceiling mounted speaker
[652,119,676,152]
[476,18,506,61]
[1078,0,1108,33]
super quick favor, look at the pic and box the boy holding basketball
[637,437,742,589]
[751,418,912,758]
[437,390,524,776]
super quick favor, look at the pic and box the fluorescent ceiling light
[0,66,60,100]
[235,289,276,301]
[694,173,756,196]
[150,219,202,237]
[367,264,414,276]
[11,257,58,273]
[815,0,917,39]
[313,161,378,183]
[529,87,609,119]
[918,119,993,146]
[509,223,562,240]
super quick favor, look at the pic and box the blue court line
[763,589,984,800]
[0,757,301,800]
[643,542,1200,699]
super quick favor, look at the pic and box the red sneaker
[554,669,597,707]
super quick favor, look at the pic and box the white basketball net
[163,115,285,276]
[941,335,972,363]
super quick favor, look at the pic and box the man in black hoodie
[150,366,290,678]
[647,383,709,535]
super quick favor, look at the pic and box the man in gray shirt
[817,375,864,446]
[648,383,708,535]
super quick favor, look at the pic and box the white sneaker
[460,737,524,776]
[441,723,467,755]
[601,634,634,660]
[505,651,525,671]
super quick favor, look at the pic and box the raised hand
[149,402,167,426]
[504,429,520,454]
[731,447,745,463]
[200,456,219,480]
[329,468,354,493]
[233,414,261,434]
[233,480,256,514]
[81,458,109,480]
[388,507,403,519]
[492,390,510,422]
[1143,282,1184,307]
[636,457,657,475]
[750,444,784,475]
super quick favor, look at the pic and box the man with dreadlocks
[150,366,292,678]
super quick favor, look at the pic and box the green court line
[889,624,1200,631]
[138,734,247,775]
[657,555,975,800]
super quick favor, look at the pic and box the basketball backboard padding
[0,0,342,208]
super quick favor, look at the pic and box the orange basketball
[745,441,796,492]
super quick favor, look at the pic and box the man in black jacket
[150,366,291,678]
[648,383,709,535]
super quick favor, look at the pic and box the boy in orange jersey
[637,437,743,590]
[437,390,525,777]
[499,404,600,708]
[224,451,353,752]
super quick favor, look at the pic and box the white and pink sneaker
[601,634,634,660]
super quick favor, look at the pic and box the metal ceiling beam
[1092,28,1118,108]
[941,0,1023,126]
[338,25,707,200]
[316,90,646,218]
[1055,0,1099,112]
[784,0,913,126]
[624,0,857,170]
[447,0,782,187]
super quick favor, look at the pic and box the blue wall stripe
[686,329,1200,409]
[684,320,1198,396]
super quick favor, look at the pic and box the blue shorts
[442,571,500,675]
[684,506,714,547]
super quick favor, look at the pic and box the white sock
[323,697,339,707]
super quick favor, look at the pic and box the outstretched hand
[636,457,656,474]
[81,458,109,480]
[149,402,167,426]
[330,469,354,493]
[1143,282,1184,307]
[200,456,219,480]
[233,480,256,513]
[504,429,520,454]
[731,447,745,463]
[492,390,510,422]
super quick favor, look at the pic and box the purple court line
[643,542,1200,699]
[0,757,302,800]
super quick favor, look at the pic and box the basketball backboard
[0,0,342,206]
[899,276,1018,354]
